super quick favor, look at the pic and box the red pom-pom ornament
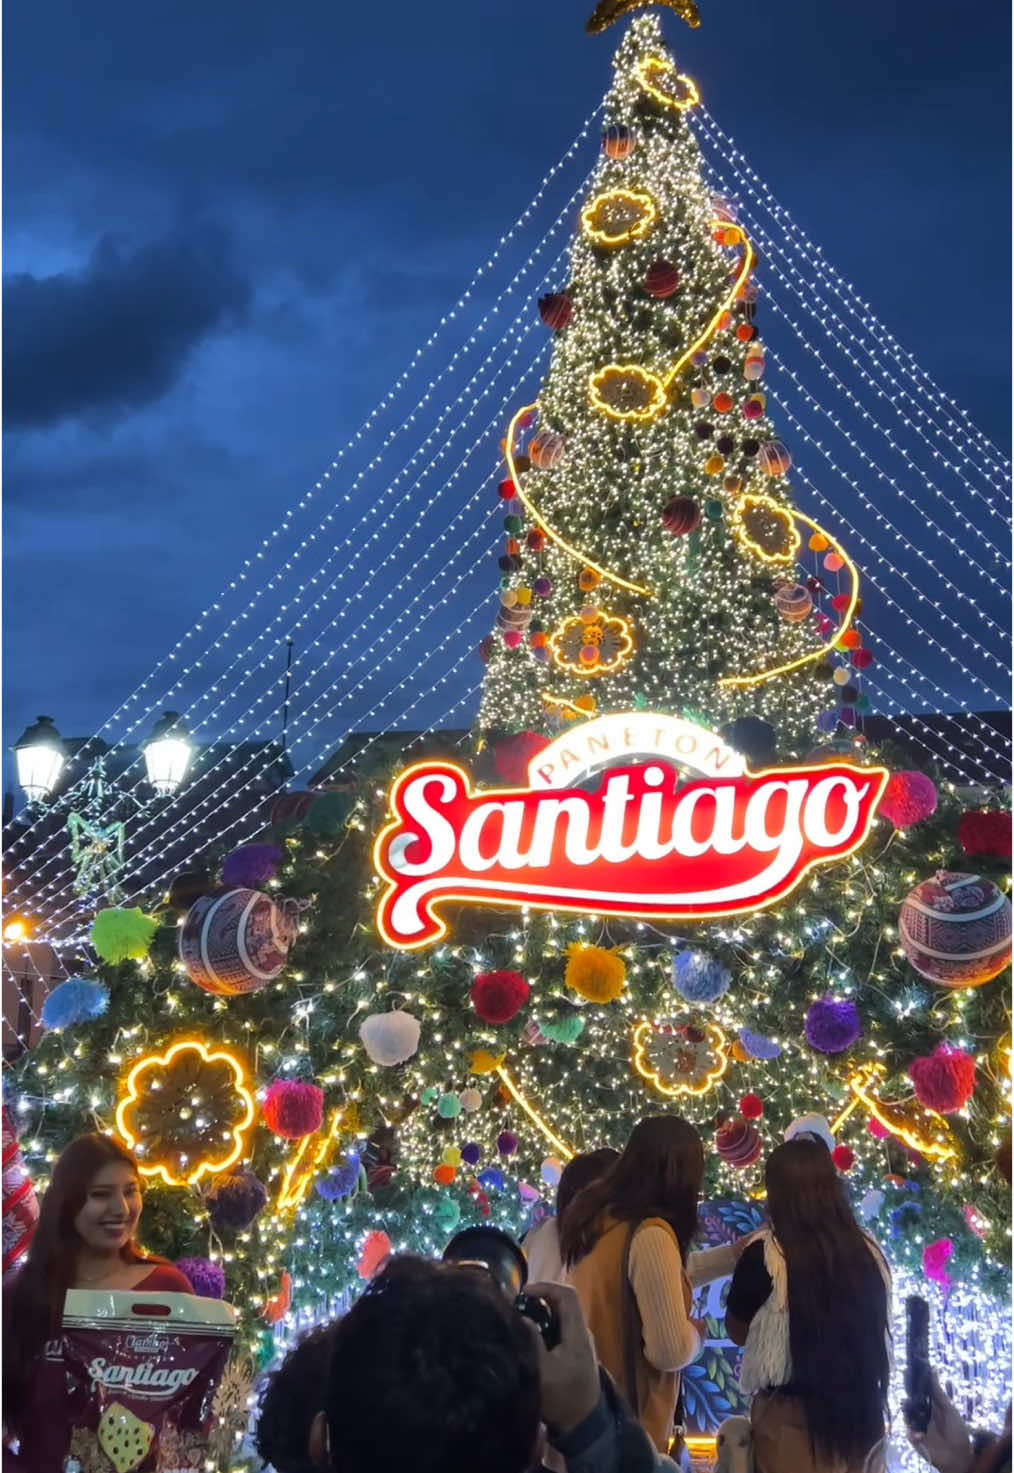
[471,970,530,1024]
[880,771,938,829]
[958,810,1012,860]
[262,1081,325,1141]
[740,1093,764,1120]
[832,1145,856,1172]
[493,731,549,786]
[909,1044,976,1113]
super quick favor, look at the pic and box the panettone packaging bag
[54,1288,236,1473]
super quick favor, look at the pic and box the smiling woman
[1,1133,193,1463]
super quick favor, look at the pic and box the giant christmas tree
[10,15,1010,1469]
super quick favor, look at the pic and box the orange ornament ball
[809,533,830,553]
[705,454,725,476]
[578,568,601,592]
[433,1165,456,1187]
[736,323,756,342]
[713,392,734,413]
[839,630,862,650]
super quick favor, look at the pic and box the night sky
[4,0,1010,791]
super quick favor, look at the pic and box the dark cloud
[3,224,250,429]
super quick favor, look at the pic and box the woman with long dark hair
[524,1146,620,1283]
[726,1136,891,1473]
[559,1115,741,1456]
[3,1133,192,1461]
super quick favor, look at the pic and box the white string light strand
[21,321,554,925]
[6,115,602,858]
[693,106,1013,498]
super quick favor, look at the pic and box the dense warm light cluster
[478,18,842,743]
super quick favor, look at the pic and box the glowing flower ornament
[115,1039,256,1187]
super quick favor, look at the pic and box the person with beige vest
[559,1116,747,1459]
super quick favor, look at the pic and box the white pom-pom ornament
[359,1009,421,1066]
[459,1088,482,1113]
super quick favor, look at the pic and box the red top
[133,1263,194,1293]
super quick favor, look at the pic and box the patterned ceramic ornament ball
[180,888,299,996]
[899,871,1012,988]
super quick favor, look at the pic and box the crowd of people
[3,1117,1009,1473]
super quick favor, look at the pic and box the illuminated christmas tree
[479,19,838,743]
[9,14,1010,1468]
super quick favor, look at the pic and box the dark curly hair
[256,1323,336,1473]
[324,1256,540,1473]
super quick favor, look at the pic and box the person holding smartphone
[907,1377,1011,1473]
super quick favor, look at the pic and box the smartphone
[903,1294,932,1433]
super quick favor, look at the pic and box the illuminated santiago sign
[373,714,888,951]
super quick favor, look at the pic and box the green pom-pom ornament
[704,499,724,521]
[420,1086,440,1106]
[437,1093,462,1119]
[91,907,158,963]
[540,1016,586,1045]
[434,1196,461,1231]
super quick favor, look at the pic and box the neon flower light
[373,715,887,951]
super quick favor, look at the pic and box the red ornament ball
[852,648,875,670]
[262,1081,325,1141]
[739,1093,764,1120]
[899,870,1012,988]
[958,810,1012,860]
[909,1043,976,1114]
[880,771,938,829]
[715,1117,762,1169]
[644,259,681,298]
[503,629,524,650]
[773,583,813,623]
[538,293,573,331]
[471,970,531,1024]
[831,1145,856,1172]
[661,496,702,536]
[602,123,636,159]
[529,431,565,470]
[527,530,547,553]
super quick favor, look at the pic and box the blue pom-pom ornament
[672,949,731,1005]
[42,978,109,1031]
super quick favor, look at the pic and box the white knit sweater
[738,1229,892,1395]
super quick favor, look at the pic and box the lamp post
[142,712,193,798]
[12,717,66,804]
[10,712,197,904]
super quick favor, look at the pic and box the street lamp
[142,712,193,798]
[12,716,66,803]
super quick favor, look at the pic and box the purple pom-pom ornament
[805,997,861,1055]
[497,1131,519,1157]
[221,844,284,890]
[461,1142,483,1167]
[207,1168,268,1233]
[316,1152,361,1202]
[175,1257,226,1299]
